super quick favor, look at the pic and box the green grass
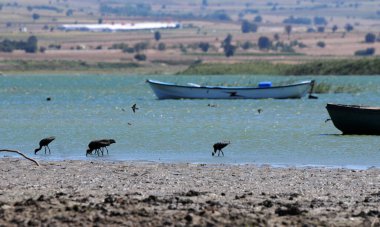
[179,58,380,75]
[312,82,362,94]
[178,61,294,75]
[0,60,139,72]
[2,58,380,77]
[184,52,305,57]
[283,58,380,75]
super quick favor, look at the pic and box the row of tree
[0,36,38,53]
[241,21,354,36]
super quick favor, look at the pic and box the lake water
[1,74,380,169]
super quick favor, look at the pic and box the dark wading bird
[212,141,230,156]
[99,139,116,155]
[34,136,55,154]
[86,139,116,156]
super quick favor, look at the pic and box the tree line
[0,36,38,53]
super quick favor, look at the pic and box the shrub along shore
[1,58,380,75]
[179,58,380,75]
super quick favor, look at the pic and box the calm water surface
[1,74,380,169]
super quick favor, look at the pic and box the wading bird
[98,139,116,155]
[86,139,116,156]
[86,140,103,156]
[212,141,230,156]
[34,136,55,154]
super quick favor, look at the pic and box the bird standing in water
[34,136,55,154]
[212,141,230,156]
[86,139,116,156]
[98,139,116,155]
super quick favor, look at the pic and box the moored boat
[147,79,316,99]
[326,103,380,135]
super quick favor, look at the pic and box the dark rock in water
[46,97,52,101]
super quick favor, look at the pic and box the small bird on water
[212,141,230,156]
[257,108,262,114]
[131,104,139,113]
[34,136,55,154]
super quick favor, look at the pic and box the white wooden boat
[147,79,316,99]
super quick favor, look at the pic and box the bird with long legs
[86,140,103,156]
[34,136,55,154]
[98,139,116,155]
[212,141,230,156]
[86,139,116,156]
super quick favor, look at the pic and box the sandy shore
[1,158,380,226]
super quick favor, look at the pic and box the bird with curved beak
[212,141,230,156]
[86,139,116,156]
[35,136,55,154]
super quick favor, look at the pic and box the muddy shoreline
[1,158,380,226]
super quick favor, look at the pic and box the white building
[57,22,181,32]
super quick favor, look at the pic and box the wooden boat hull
[147,79,314,99]
[326,103,380,135]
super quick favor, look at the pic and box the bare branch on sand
[0,149,40,166]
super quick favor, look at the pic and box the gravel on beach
[1,158,380,226]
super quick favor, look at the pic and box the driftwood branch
[0,149,40,166]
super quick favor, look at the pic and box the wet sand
[1,158,380,226]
